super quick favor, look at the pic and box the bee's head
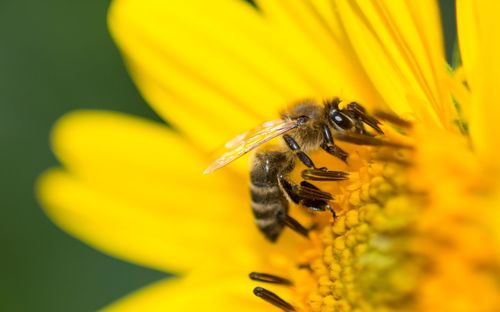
[325,98,355,132]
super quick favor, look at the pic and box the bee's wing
[203,119,300,174]
[223,120,283,149]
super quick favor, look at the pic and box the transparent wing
[203,119,300,174]
[223,120,282,149]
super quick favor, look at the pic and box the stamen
[281,214,309,239]
[249,272,293,285]
[253,287,296,312]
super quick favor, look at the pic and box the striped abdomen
[250,151,294,242]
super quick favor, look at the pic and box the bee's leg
[280,213,309,238]
[249,272,293,285]
[342,104,371,136]
[345,102,384,134]
[320,124,349,162]
[279,175,336,218]
[253,287,296,312]
[279,175,332,203]
[301,168,349,182]
[353,118,371,136]
[282,134,321,169]
[297,181,336,218]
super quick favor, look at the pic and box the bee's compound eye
[330,111,354,130]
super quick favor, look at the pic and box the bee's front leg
[345,102,384,134]
[282,134,322,170]
[320,124,349,162]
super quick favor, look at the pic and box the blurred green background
[0,1,165,311]
[0,0,455,311]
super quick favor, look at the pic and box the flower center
[280,111,422,310]
[297,157,422,311]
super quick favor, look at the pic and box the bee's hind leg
[278,175,336,219]
[278,213,309,239]
[301,168,349,182]
[296,181,336,218]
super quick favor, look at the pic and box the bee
[204,98,383,242]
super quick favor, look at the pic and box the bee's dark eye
[330,111,354,130]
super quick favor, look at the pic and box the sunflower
[37,0,500,311]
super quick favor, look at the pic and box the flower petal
[38,168,259,274]
[37,111,258,272]
[457,0,500,166]
[51,109,249,180]
[456,0,479,89]
[334,0,454,127]
[104,273,283,312]
[255,0,384,106]
[109,0,383,152]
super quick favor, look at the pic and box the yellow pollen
[292,146,422,312]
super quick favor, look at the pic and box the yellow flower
[37,0,500,311]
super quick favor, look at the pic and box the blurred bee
[204,98,383,242]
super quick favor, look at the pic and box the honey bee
[204,98,383,242]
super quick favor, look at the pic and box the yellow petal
[108,0,383,152]
[38,111,259,272]
[334,0,454,127]
[51,109,247,184]
[255,0,384,107]
[37,169,258,273]
[108,0,305,152]
[457,0,500,167]
[456,0,479,91]
[104,273,283,312]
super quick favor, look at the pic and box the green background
[0,1,455,311]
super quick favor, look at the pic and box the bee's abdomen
[250,184,288,242]
[250,151,292,242]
